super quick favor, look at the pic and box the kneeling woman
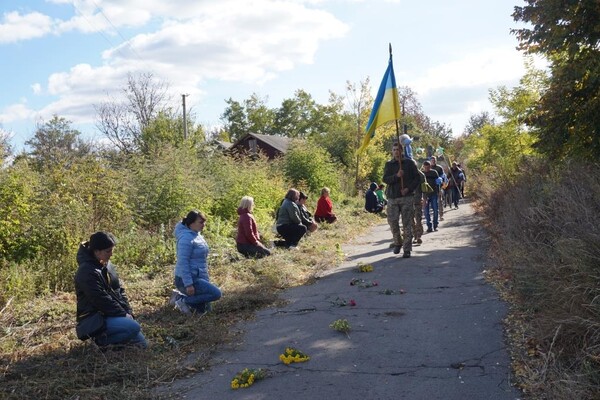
[75,231,147,348]
[276,188,307,248]
[173,210,222,315]
[236,196,271,258]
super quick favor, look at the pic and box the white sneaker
[175,298,192,315]
[168,289,182,306]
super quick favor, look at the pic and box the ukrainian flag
[357,53,401,154]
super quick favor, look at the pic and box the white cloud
[103,1,348,82]
[410,46,526,95]
[0,103,35,124]
[0,11,54,43]
[27,0,348,124]
[31,83,42,95]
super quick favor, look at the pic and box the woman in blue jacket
[171,210,222,315]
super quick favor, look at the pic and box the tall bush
[283,140,340,195]
[0,160,40,262]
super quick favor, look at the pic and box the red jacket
[236,208,261,245]
[315,195,334,218]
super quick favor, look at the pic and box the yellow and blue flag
[357,53,401,154]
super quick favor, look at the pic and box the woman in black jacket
[74,232,147,348]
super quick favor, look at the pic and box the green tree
[0,126,11,162]
[463,112,496,136]
[25,115,89,170]
[0,160,40,261]
[245,93,276,136]
[221,98,248,141]
[462,65,542,182]
[141,109,205,153]
[221,93,276,140]
[283,140,340,195]
[274,89,320,138]
[513,0,600,161]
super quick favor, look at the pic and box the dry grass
[0,198,381,399]
[477,159,600,399]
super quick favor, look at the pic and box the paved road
[159,200,521,399]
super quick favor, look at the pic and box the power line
[70,0,147,66]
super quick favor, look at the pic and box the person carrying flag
[382,142,421,258]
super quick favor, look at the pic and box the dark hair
[299,191,308,200]
[423,160,431,166]
[89,231,117,251]
[182,210,206,227]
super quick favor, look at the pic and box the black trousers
[276,224,307,247]
[237,243,271,258]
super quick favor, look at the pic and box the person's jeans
[175,275,222,313]
[94,316,147,348]
[425,194,439,229]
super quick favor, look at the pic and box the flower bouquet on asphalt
[379,288,406,295]
[330,296,357,307]
[357,263,374,272]
[279,347,310,364]
[350,278,379,288]
[230,367,267,389]
[330,318,351,338]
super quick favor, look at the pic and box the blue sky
[1,0,532,151]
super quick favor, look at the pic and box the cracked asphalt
[158,200,520,399]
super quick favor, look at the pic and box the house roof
[238,133,292,154]
[214,140,232,149]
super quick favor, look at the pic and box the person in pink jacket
[236,196,271,258]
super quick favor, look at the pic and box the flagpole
[390,43,404,190]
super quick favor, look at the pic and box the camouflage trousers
[413,199,424,241]
[386,196,415,252]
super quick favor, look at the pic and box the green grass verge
[0,198,383,399]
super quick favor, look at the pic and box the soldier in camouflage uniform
[382,142,421,258]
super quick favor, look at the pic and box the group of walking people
[74,187,337,349]
[374,142,465,258]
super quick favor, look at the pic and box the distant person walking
[430,156,445,221]
[422,160,441,232]
[448,162,465,209]
[458,163,467,197]
[236,196,271,258]
[172,210,222,315]
[382,142,421,258]
[412,167,425,245]
[314,187,337,223]
[75,231,147,349]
